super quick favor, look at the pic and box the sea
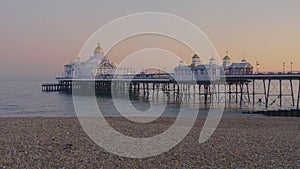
[2,80,295,118]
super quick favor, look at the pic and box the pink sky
[0,0,300,80]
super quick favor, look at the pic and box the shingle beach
[0,117,299,168]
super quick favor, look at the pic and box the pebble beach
[0,117,299,168]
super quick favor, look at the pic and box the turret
[191,54,200,67]
[94,43,104,58]
[222,51,231,69]
[178,60,184,67]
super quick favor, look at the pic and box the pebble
[0,117,299,168]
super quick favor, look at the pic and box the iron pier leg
[199,85,201,102]
[246,83,250,103]
[229,84,232,104]
[297,80,300,110]
[280,79,282,108]
[224,83,227,104]
[266,80,271,109]
[217,84,220,103]
[290,79,295,107]
[263,80,267,109]
[240,83,244,106]
[204,85,208,105]
[252,80,255,107]
[236,83,238,104]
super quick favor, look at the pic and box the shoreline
[0,117,299,168]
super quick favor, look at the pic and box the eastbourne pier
[42,72,300,116]
[42,43,300,116]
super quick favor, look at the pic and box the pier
[42,73,300,114]
[41,42,300,116]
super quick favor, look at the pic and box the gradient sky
[1,0,300,80]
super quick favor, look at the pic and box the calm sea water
[0,80,75,117]
[0,80,266,118]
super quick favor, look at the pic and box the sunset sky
[1,0,300,80]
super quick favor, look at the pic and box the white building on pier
[64,43,105,78]
[64,43,137,79]
[222,52,253,75]
[173,54,221,82]
[63,44,254,81]
[173,52,254,82]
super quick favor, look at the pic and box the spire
[210,50,215,64]
[242,52,247,62]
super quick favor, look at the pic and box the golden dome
[94,43,103,53]
[192,54,200,59]
[223,51,230,60]
[223,55,230,60]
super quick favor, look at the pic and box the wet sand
[0,117,299,168]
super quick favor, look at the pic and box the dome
[94,43,103,53]
[223,51,230,60]
[192,54,200,59]
[223,55,230,60]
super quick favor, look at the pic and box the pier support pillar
[290,79,295,107]
[297,80,300,110]
[280,79,282,108]
[252,80,255,107]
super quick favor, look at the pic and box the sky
[0,0,300,80]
